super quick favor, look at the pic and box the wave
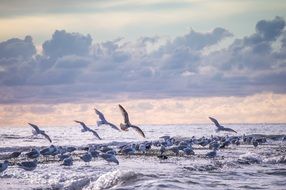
[63,177,92,190]
[183,161,224,172]
[263,156,286,164]
[83,170,142,190]
[237,152,262,164]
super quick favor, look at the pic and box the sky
[0,0,286,126]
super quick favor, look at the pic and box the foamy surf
[83,170,138,190]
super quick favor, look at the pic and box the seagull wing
[74,120,88,130]
[106,122,121,131]
[209,117,222,129]
[41,132,52,143]
[224,128,237,133]
[28,123,40,133]
[130,125,146,138]
[94,108,107,123]
[89,129,102,140]
[118,104,130,124]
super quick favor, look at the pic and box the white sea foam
[83,170,137,190]
[239,152,262,164]
[263,156,286,164]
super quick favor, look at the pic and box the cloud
[42,30,92,59]
[0,35,36,59]
[255,16,285,41]
[0,17,286,103]
[0,36,36,86]
[171,27,233,51]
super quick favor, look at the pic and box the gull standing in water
[209,117,237,133]
[118,104,146,138]
[28,123,52,143]
[74,120,102,140]
[26,148,40,159]
[17,160,37,171]
[61,156,73,166]
[94,108,120,131]
[100,153,119,165]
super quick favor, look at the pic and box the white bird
[94,108,120,131]
[28,123,52,143]
[209,117,237,133]
[74,120,102,140]
[118,104,146,138]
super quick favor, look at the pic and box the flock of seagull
[1,104,271,174]
[27,104,146,143]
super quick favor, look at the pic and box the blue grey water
[0,124,285,190]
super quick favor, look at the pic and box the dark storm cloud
[0,17,285,103]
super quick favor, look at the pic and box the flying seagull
[118,104,146,138]
[209,117,237,133]
[94,108,120,131]
[28,123,52,143]
[74,120,102,140]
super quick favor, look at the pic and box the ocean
[0,124,285,190]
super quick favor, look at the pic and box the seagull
[94,108,120,131]
[0,160,9,173]
[157,155,168,160]
[118,104,146,138]
[8,151,21,160]
[120,144,136,155]
[58,153,71,161]
[183,147,195,156]
[209,117,237,133]
[40,145,57,156]
[100,153,119,165]
[74,120,102,140]
[252,138,259,148]
[26,148,40,159]
[160,145,166,155]
[28,123,52,143]
[80,152,93,163]
[61,156,73,166]
[17,160,37,171]
[206,149,217,159]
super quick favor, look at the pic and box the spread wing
[94,108,107,123]
[209,117,222,129]
[107,122,120,131]
[41,132,52,143]
[28,123,40,132]
[89,129,102,140]
[224,128,237,133]
[74,120,88,130]
[131,125,146,138]
[118,104,130,124]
